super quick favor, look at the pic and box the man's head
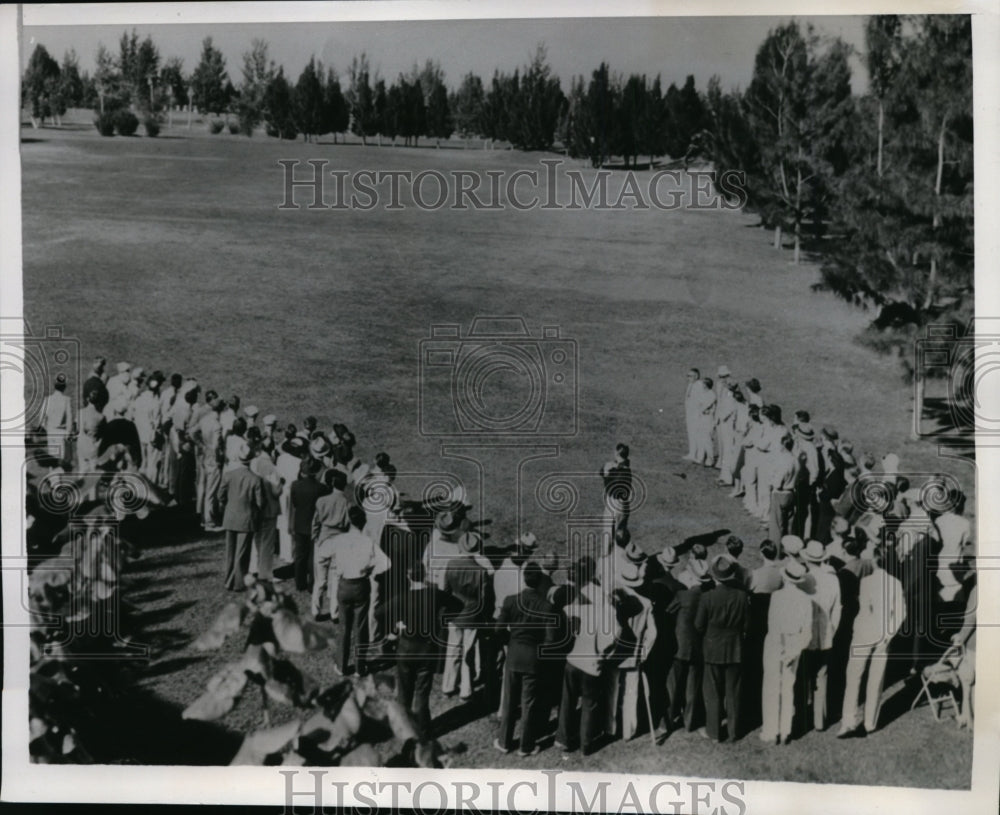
[304,416,317,434]
[522,562,544,590]
[408,561,427,586]
[843,536,865,558]
[53,373,67,393]
[573,556,596,587]
[687,368,700,382]
[284,423,297,441]
[690,543,708,561]
[232,417,248,438]
[228,395,240,411]
[725,535,743,559]
[205,389,218,404]
[794,409,810,424]
[703,377,714,390]
[615,442,629,462]
[760,539,778,562]
[92,356,107,376]
[327,468,348,493]
[781,433,794,451]
[348,505,367,531]
[746,378,761,394]
[614,527,631,550]
[170,373,183,390]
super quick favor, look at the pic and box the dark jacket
[694,583,749,665]
[289,476,331,536]
[443,555,495,628]
[498,587,560,673]
[382,585,457,659]
[671,583,708,661]
[219,464,264,532]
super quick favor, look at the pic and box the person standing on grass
[82,356,109,413]
[694,555,749,743]
[760,558,814,745]
[682,368,700,462]
[132,373,163,483]
[556,556,620,757]
[740,404,763,512]
[332,505,389,676]
[224,417,248,471]
[158,373,183,493]
[667,558,713,732]
[275,426,304,563]
[104,362,132,418]
[442,530,495,701]
[220,395,240,436]
[382,561,455,738]
[713,365,733,469]
[494,563,561,757]
[192,395,225,531]
[600,443,633,541]
[837,546,906,738]
[311,468,350,621]
[791,415,821,539]
[261,414,278,460]
[693,377,716,466]
[768,434,799,543]
[76,389,105,484]
[814,427,846,543]
[218,440,263,591]
[800,539,842,732]
[755,405,786,524]
[287,458,329,592]
[249,432,283,579]
[39,373,73,461]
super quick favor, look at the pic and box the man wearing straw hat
[667,557,713,732]
[695,554,749,742]
[443,529,495,701]
[800,539,842,732]
[760,559,814,744]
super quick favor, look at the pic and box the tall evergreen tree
[22,44,62,127]
[451,72,485,139]
[263,66,297,140]
[238,39,274,135]
[322,69,349,142]
[294,57,324,141]
[190,37,229,116]
[347,53,376,145]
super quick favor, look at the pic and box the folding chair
[910,644,965,726]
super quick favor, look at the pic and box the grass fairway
[21,120,974,786]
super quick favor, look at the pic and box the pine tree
[190,37,229,117]
[238,39,274,135]
[294,57,324,141]
[451,72,485,140]
[22,44,61,127]
[264,67,297,140]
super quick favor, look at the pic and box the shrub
[113,109,139,136]
[143,116,161,137]
[209,119,225,134]
[228,122,239,135]
[94,111,116,137]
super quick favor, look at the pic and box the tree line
[703,16,972,390]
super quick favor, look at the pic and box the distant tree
[404,78,426,146]
[190,37,229,116]
[372,79,388,145]
[426,81,453,146]
[865,15,903,179]
[237,39,274,135]
[294,57,324,141]
[93,43,120,114]
[506,45,564,151]
[22,44,61,127]
[160,56,187,109]
[638,75,666,166]
[322,68,349,142]
[584,63,618,167]
[703,75,765,211]
[384,80,405,145]
[263,66,297,140]
[480,70,512,147]
[451,72,484,139]
[617,74,646,167]
[59,50,84,108]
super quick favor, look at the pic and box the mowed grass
[20,121,974,786]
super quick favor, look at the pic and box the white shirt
[131,390,161,444]
[333,528,389,580]
[806,567,842,651]
[764,581,814,660]
[41,391,72,431]
[855,566,906,644]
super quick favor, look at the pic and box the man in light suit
[838,547,906,737]
[218,440,264,591]
[695,555,750,742]
[713,365,733,469]
[682,368,700,461]
[800,539,842,732]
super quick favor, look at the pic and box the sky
[23,16,871,94]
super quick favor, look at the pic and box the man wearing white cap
[244,405,260,432]
[800,540,841,732]
[682,368,700,462]
[126,366,145,403]
[760,559,814,745]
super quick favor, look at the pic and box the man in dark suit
[289,458,331,591]
[382,561,457,737]
[667,559,713,732]
[695,555,750,742]
[218,440,264,591]
[495,563,560,757]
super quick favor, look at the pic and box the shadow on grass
[677,529,730,554]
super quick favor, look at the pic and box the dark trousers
[337,578,370,673]
[224,530,253,590]
[498,666,542,753]
[667,657,702,730]
[792,484,817,538]
[556,663,603,754]
[292,532,313,591]
[397,657,435,737]
[703,662,742,742]
[479,630,502,711]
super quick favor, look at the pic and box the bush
[94,111,116,137]
[143,116,161,137]
[209,119,225,134]
[113,109,139,136]
[228,122,239,135]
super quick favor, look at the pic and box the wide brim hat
[717,365,731,378]
[783,559,807,583]
[801,539,828,564]
[618,559,646,587]
[709,554,738,584]
[244,405,259,418]
[622,541,646,565]
[263,414,277,426]
[656,545,679,568]
[794,422,815,440]
[237,441,253,463]
[309,437,331,458]
[516,532,538,552]
[780,534,804,556]
[116,361,131,374]
[435,510,469,536]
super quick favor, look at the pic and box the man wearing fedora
[39,373,74,461]
[311,468,351,620]
[791,413,822,538]
[288,456,329,592]
[838,547,906,738]
[695,554,750,742]
[760,559,814,744]
[495,563,561,757]
[442,529,495,701]
[800,539,842,732]
[218,440,264,591]
[640,544,686,741]
[132,373,163,483]
[424,509,472,592]
[667,558,713,732]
